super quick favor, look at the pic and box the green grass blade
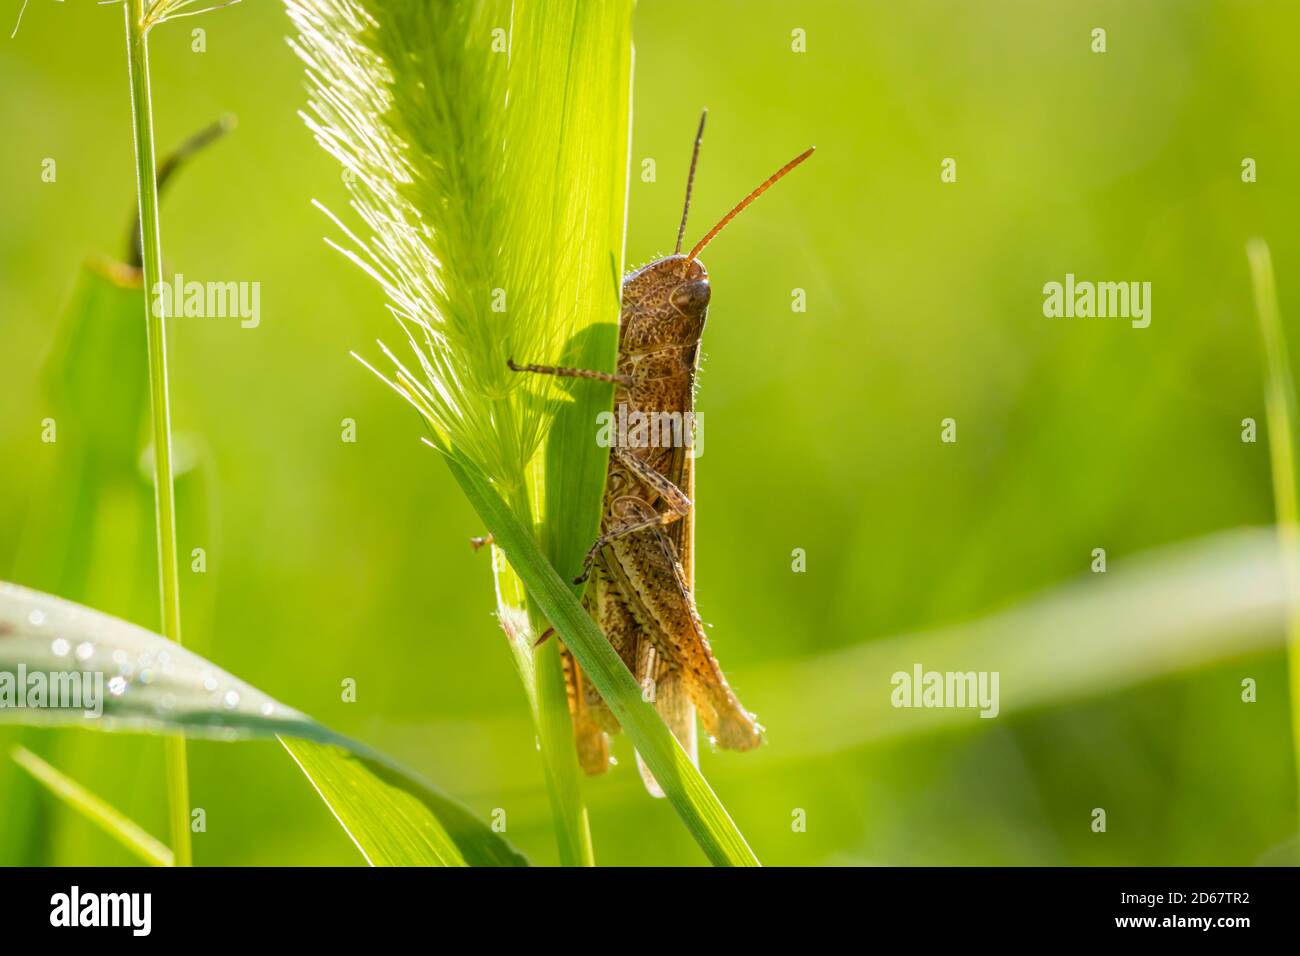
[280,739,466,867]
[526,0,630,579]
[448,458,760,867]
[0,581,528,867]
[11,745,173,867]
[1247,237,1300,819]
[740,526,1297,761]
[517,1,630,867]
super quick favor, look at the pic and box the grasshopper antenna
[674,110,708,255]
[685,145,815,266]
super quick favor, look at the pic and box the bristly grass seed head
[287,0,584,492]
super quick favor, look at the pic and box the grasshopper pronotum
[510,113,814,790]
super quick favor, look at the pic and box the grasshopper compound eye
[671,275,711,315]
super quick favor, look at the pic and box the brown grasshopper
[509,113,814,788]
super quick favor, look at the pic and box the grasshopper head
[618,254,711,353]
[618,112,813,354]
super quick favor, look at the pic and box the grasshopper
[509,113,814,789]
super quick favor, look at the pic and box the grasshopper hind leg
[606,501,764,754]
[575,557,704,792]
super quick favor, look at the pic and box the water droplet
[108,676,127,697]
[159,693,176,711]
[28,610,45,627]
[138,668,154,685]
[75,642,94,661]
[202,676,218,692]
[51,638,70,657]
[222,690,240,709]
[259,702,275,717]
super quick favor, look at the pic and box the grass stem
[123,0,192,868]
[533,637,596,865]
[507,488,594,866]
[1247,237,1300,826]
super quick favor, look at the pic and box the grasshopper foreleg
[507,358,633,388]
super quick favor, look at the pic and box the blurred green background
[2,0,1299,865]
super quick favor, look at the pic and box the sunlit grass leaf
[517,8,629,865]
[0,581,527,866]
[281,739,466,866]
